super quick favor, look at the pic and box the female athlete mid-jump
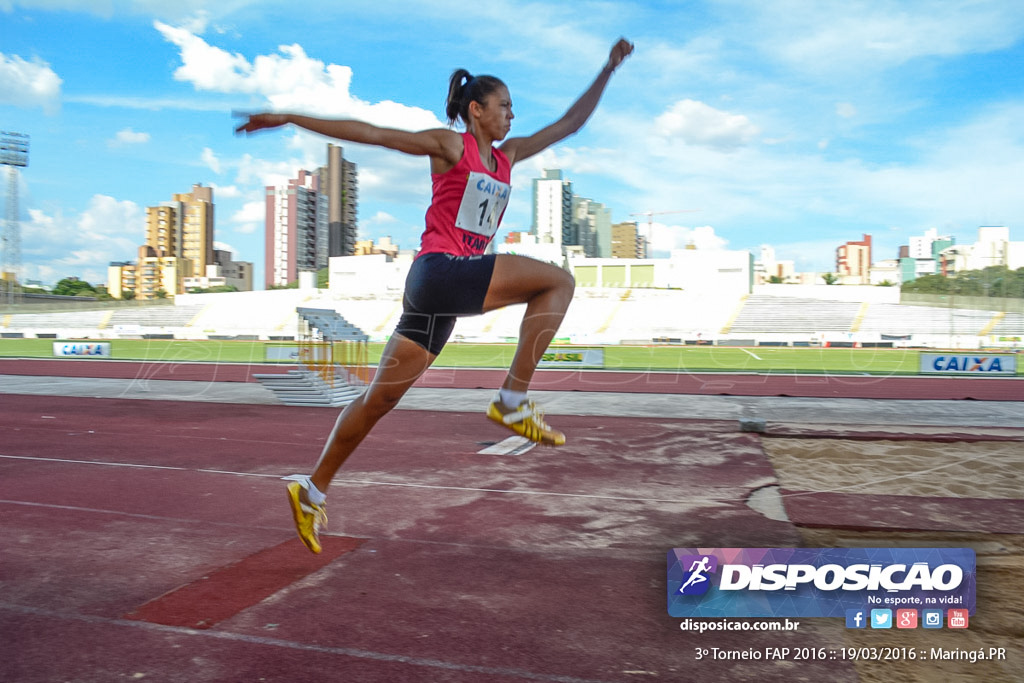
[236,38,633,553]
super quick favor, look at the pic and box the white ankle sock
[306,479,327,505]
[499,389,527,407]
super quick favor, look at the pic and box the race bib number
[455,172,511,238]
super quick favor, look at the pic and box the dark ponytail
[445,69,506,127]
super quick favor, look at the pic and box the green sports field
[2,338,1020,376]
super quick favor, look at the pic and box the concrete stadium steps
[990,312,1024,336]
[729,295,861,333]
[858,302,1001,336]
[3,309,111,330]
[108,305,206,328]
[253,368,363,407]
[185,293,300,335]
[445,289,739,343]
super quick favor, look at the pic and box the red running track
[0,357,1020,400]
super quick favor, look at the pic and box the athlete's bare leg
[481,254,575,393]
[310,333,435,494]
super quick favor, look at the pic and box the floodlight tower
[1,132,29,307]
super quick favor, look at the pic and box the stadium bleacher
[2,286,1020,349]
[728,295,861,333]
[857,302,999,336]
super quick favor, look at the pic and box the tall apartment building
[755,244,798,284]
[532,169,619,259]
[108,245,189,300]
[610,221,645,259]
[266,170,323,288]
[325,143,358,261]
[571,197,611,258]
[836,233,872,284]
[900,228,954,282]
[532,169,572,250]
[144,184,214,278]
[110,183,214,299]
[939,225,1023,275]
[265,144,358,288]
[183,249,254,292]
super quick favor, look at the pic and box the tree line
[901,266,1024,299]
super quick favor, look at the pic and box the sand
[762,428,1024,683]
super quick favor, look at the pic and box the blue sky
[2,0,1023,288]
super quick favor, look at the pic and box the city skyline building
[109,183,215,300]
[265,145,358,289]
[570,196,611,258]
[107,245,188,300]
[532,169,572,251]
[184,248,254,292]
[265,169,323,288]
[939,225,1024,276]
[837,234,872,285]
[325,143,359,262]
[610,221,646,259]
[144,183,215,280]
[900,227,954,283]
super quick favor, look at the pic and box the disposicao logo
[667,548,976,619]
[676,555,718,595]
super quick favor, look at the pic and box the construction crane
[629,210,700,242]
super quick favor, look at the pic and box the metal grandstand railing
[254,307,370,407]
[296,307,370,386]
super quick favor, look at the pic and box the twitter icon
[870,609,893,629]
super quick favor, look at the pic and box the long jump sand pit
[763,428,1023,683]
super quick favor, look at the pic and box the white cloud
[201,147,222,174]
[213,240,235,255]
[66,93,236,111]
[108,128,151,146]
[654,99,761,151]
[365,211,398,225]
[648,223,729,254]
[229,200,264,234]
[0,52,62,114]
[209,182,240,198]
[835,102,857,119]
[739,0,1024,77]
[178,9,211,34]
[154,20,441,131]
[234,152,300,188]
[21,195,143,285]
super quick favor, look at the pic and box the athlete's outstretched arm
[500,38,633,167]
[235,113,461,165]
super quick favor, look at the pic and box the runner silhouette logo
[678,555,718,595]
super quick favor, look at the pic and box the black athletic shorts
[394,252,497,355]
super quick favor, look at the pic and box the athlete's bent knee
[361,385,405,420]
[551,268,575,305]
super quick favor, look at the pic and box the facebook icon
[845,609,866,629]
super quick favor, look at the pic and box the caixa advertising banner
[52,342,111,357]
[668,548,975,618]
[919,353,1016,375]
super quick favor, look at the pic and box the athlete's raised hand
[234,112,289,135]
[605,38,634,73]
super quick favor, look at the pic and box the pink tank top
[419,132,512,257]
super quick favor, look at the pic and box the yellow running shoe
[486,396,565,446]
[285,478,327,554]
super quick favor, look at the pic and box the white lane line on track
[0,602,614,683]
[4,446,1013,504]
[0,453,695,505]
